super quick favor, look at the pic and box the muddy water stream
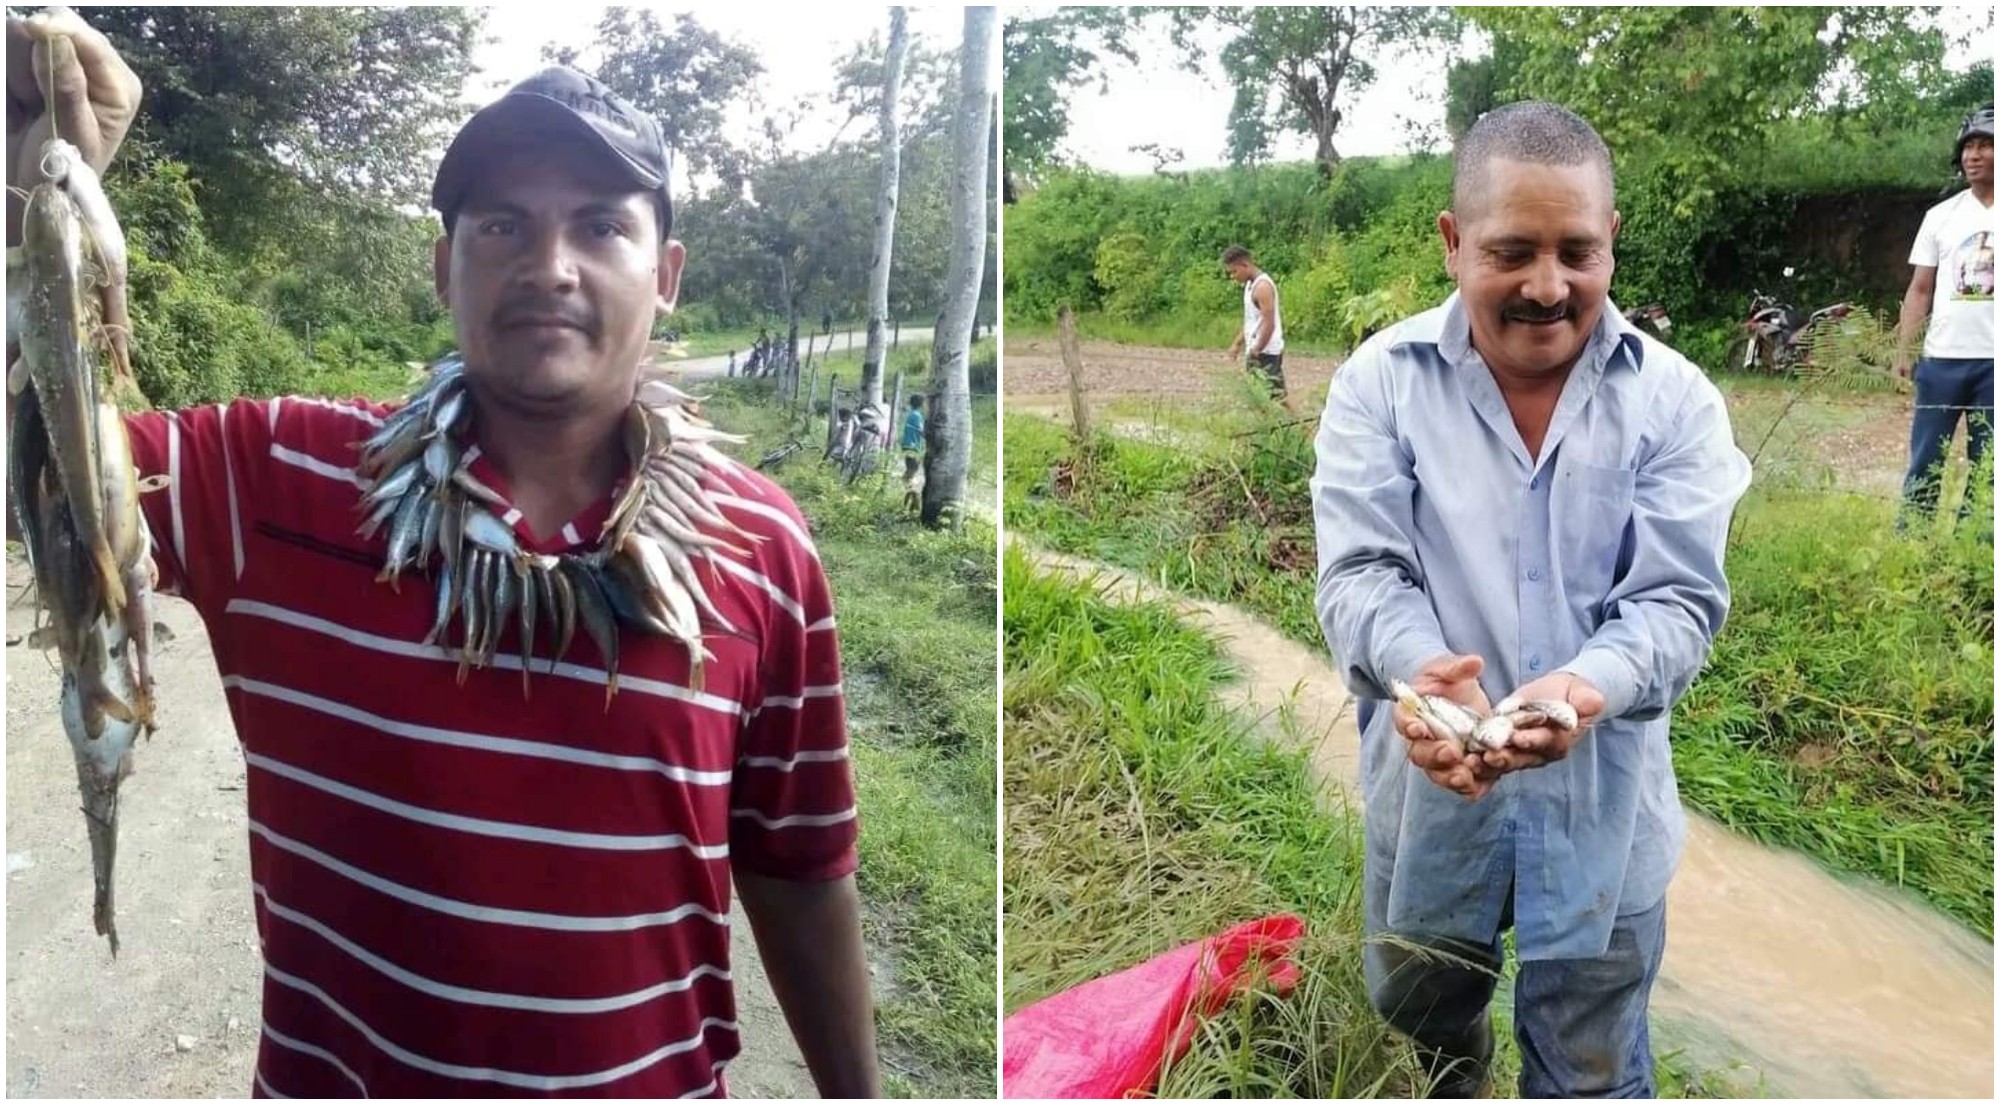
[1021,547,1994,1098]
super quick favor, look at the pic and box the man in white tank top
[1223,244,1287,400]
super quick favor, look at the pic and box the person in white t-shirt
[1223,244,1287,401]
[1896,106,1993,530]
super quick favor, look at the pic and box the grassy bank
[1004,551,1730,1097]
[702,380,998,1097]
[1004,550,1426,1096]
[1002,389,1995,937]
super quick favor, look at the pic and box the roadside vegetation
[704,379,998,1097]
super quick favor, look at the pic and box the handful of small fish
[354,356,764,702]
[1390,678,1580,754]
[8,136,159,955]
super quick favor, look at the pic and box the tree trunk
[785,315,800,401]
[862,7,909,409]
[922,6,996,528]
[776,256,795,399]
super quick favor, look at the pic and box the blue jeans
[1899,357,1993,527]
[1363,869,1668,1098]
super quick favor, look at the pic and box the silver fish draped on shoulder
[352,353,768,702]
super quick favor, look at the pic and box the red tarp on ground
[1001,914,1307,1099]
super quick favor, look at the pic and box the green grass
[304,359,424,402]
[1003,549,1425,1097]
[700,381,997,1098]
[1003,552,1739,1097]
[1003,382,1996,937]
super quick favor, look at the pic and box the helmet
[1955,105,1993,171]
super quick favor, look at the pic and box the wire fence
[1062,357,1991,511]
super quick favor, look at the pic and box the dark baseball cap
[432,66,674,239]
[1956,105,1994,170]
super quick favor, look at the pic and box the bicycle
[841,408,891,485]
[840,432,884,484]
[756,438,808,471]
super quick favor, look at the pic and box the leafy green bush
[1092,225,1163,322]
[1005,101,1967,354]
[970,338,997,393]
[1286,239,1357,342]
[127,248,311,407]
[100,145,463,409]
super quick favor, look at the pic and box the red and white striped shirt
[125,394,858,1098]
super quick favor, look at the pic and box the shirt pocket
[1553,462,1636,612]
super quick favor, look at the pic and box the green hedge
[1005,113,1968,356]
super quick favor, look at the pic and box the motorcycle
[1623,302,1673,343]
[1736,266,1854,374]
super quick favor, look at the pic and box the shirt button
[1529,477,1539,491]
[1527,567,1544,582]
[1529,655,1544,672]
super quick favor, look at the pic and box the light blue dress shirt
[1311,293,1752,961]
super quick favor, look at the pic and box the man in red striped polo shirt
[7,13,880,1098]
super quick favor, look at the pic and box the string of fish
[354,356,766,702]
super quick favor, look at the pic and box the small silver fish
[424,555,458,647]
[1389,678,1483,750]
[489,555,517,668]
[565,560,620,706]
[516,560,537,696]
[464,508,519,554]
[1474,699,1582,750]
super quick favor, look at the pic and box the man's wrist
[1558,648,1636,722]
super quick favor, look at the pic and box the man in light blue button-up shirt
[1312,103,1750,1097]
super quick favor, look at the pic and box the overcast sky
[468,5,990,192]
[1038,5,1997,175]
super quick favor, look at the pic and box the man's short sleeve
[1910,203,1943,268]
[124,399,274,618]
[728,501,859,881]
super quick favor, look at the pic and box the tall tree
[922,7,995,527]
[747,143,874,393]
[832,23,956,150]
[1162,6,1459,174]
[81,6,480,250]
[1466,6,1953,213]
[545,8,764,194]
[1000,8,1135,197]
[861,8,910,408]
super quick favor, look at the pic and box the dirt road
[1003,337,1339,413]
[658,327,937,382]
[3,556,813,1098]
[1019,546,1994,1099]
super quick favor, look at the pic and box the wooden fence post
[824,380,841,458]
[1058,306,1092,441]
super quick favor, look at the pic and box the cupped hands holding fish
[1390,653,1604,801]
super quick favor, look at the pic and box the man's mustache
[1502,302,1572,323]
[495,301,595,331]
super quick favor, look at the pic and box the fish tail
[91,546,127,615]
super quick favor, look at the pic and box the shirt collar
[1434,290,1647,376]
